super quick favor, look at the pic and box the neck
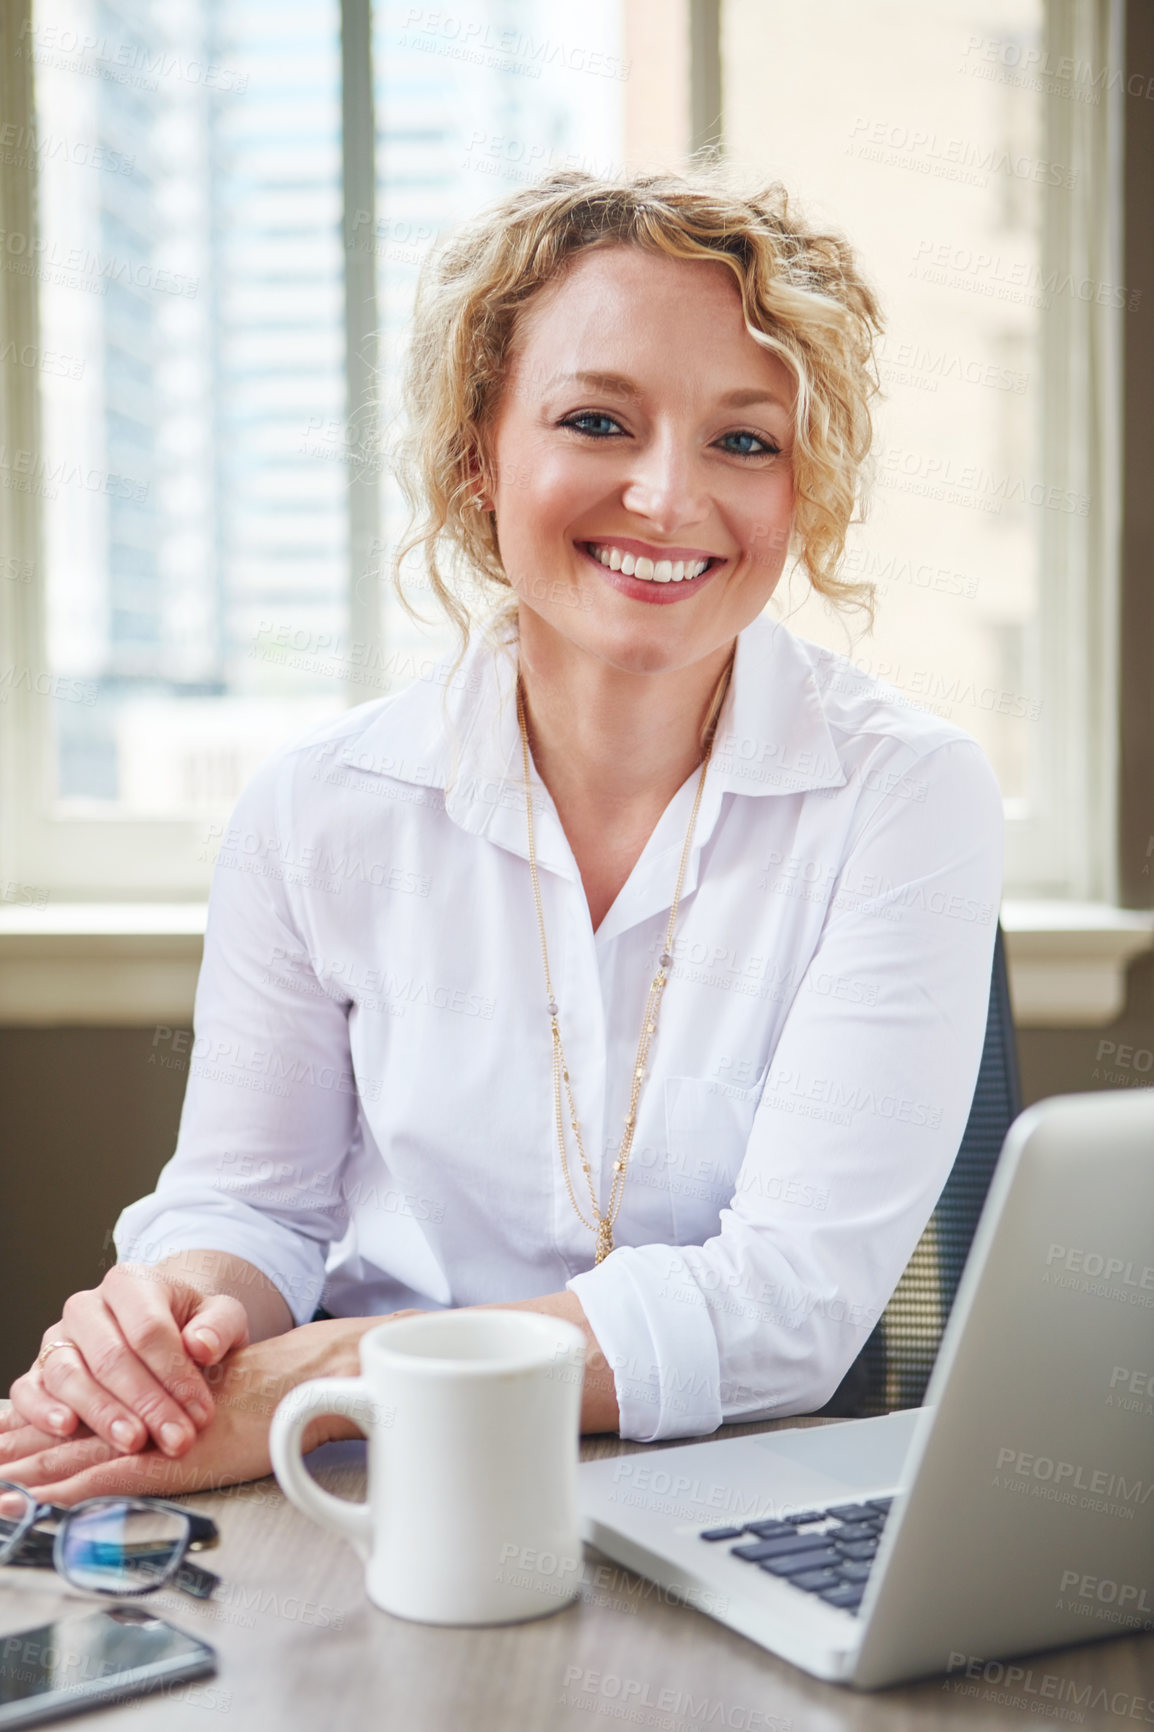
[514,610,736,830]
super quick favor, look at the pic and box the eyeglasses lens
[60,1503,188,1594]
[0,1484,33,1562]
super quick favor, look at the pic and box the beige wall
[1,1029,187,1394]
[3,953,1152,1393]
[623,0,690,171]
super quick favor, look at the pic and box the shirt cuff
[114,1193,327,1327]
[566,1245,724,1442]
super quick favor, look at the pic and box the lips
[581,539,720,584]
[576,540,724,606]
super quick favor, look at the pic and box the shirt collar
[340,611,847,881]
[710,612,847,799]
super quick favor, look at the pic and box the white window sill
[999,901,1154,1027]
[0,901,1150,1029]
[0,904,206,1028]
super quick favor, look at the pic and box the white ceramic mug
[269,1310,587,1625]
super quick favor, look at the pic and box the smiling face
[483,243,797,679]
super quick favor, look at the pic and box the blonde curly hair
[390,165,883,651]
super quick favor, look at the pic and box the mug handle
[269,1377,378,1560]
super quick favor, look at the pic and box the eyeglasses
[0,1480,220,1600]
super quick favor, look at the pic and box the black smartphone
[0,1604,218,1728]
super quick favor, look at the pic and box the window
[721,0,1123,899]
[371,0,629,687]
[0,0,1125,905]
[34,0,348,822]
[1,0,632,898]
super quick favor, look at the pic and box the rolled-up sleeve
[115,756,359,1325]
[567,737,1004,1442]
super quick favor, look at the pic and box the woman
[1,169,1002,1502]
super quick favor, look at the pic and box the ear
[462,434,495,513]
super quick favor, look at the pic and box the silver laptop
[578,1090,1154,1688]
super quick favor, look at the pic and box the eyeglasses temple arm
[183,1513,220,1549]
[174,1558,220,1599]
[2,1541,53,1569]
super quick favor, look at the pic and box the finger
[0,1417,80,1471]
[38,1343,160,1456]
[24,1460,158,1505]
[27,1436,253,1505]
[0,1424,97,1472]
[181,1294,250,1367]
[99,1267,218,1423]
[21,1447,198,1506]
[54,1300,202,1457]
[0,1430,117,1495]
[8,1359,81,1439]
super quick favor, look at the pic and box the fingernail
[187,1400,210,1425]
[191,1327,219,1354]
[160,1423,187,1454]
[47,1407,70,1430]
[111,1419,137,1450]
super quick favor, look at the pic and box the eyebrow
[544,370,792,412]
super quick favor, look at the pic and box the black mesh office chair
[818,920,1021,1418]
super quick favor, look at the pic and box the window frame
[1006,0,1126,902]
[0,0,378,902]
[0,0,1131,905]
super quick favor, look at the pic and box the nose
[619,425,711,536]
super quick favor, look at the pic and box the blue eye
[561,413,623,438]
[719,430,781,458]
[560,415,782,457]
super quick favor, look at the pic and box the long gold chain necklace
[515,666,729,1265]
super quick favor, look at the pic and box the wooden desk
[1,1417,1150,1729]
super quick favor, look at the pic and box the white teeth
[586,543,712,582]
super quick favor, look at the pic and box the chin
[574,619,716,678]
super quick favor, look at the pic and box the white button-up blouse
[116,610,1004,1442]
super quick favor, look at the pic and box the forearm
[467,1290,621,1434]
[208,1293,620,1437]
[143,1249,294,1343]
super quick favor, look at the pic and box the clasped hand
[2,1263,421,1503]
[11,1262,252,1460]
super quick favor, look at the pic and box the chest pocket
[663,1069,768,1246]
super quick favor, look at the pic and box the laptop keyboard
[698,1496,893,1614]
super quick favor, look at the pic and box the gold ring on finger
[37,1339,78,1370]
